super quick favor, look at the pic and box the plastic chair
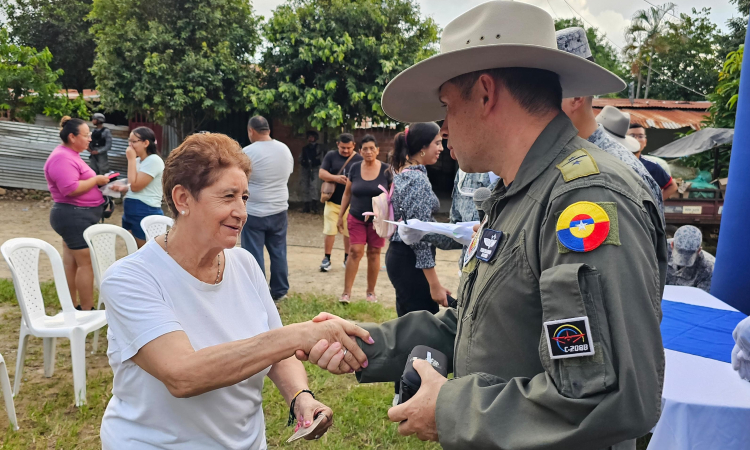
[140,215,174,241]
[0,238,108,407]
[0,353,18,430]
[83,224,137,353]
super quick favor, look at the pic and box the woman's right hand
[336,218,344,234]
[296,315,374,372]
[95,175,111,186]
[430,285,451,307]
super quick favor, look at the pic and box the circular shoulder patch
[556,201,611,252]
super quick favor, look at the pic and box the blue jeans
[241,211,289,298]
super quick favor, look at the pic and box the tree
[720,0,749,55]
[644,8,722,101]
[89,0,261,141]
[624,2,676,99]
[249,0,439,133]
[0,27,87,122]
[682,46,742,178]
[1,0,96,94]
[554,18,628,97]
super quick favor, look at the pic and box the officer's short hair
[446,67,563,116]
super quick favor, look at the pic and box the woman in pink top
[44,116,110,310]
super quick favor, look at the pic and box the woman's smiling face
[187,166,249,249]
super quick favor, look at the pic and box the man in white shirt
[241,116,294,301]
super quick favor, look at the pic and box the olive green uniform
[356,114,667,450]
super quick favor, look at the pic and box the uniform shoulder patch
[555,201,620,253]
[556,149,599,182]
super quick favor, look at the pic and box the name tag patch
[544,316,595,359]
[476,229,503,262]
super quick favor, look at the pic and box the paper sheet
[386,219,479,246]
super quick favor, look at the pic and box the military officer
[667,225,715,292]
[299,2,667,449]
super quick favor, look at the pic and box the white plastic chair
[0,353,18,430]
[0,238,108,407]
[140,215,174,241]
[83,224,138,353]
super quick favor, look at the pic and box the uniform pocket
[538,263,616,399]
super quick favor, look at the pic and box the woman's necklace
[165,229,221,284]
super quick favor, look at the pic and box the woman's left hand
[293,393,334,440]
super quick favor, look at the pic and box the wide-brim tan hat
[595,106,642,152]
[381,1,626,123]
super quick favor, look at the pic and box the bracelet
[287,389,315,426]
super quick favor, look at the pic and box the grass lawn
[0,278,651,449]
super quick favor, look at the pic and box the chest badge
[544,316,595,359]
[556,201,610,252]
[476,229,503,262]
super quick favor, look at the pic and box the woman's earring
[421,151,426,157]
[181,211,186,215]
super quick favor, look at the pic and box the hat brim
[382,44,626,123]
[672,248,699,267]
[613,134,642,153]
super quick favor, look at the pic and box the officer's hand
[387,359,446,441]
[294,312,374,375]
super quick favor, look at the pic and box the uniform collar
[504,113,579,197]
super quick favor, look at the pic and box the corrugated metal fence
[0,121,129,191]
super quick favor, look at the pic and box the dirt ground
[0,198,462,308]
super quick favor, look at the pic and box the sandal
[366,293,377,303]
[339,294,351,304]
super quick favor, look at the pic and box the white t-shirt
[243,140,294,217]
[125,154,165,208]
[100,240,282,449]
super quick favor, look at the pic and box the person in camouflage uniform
[556,27,665,217]
[667,225,715,292]
[449,170,499,268]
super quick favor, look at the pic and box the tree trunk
[636,66,643,100]
[644,49,655,100]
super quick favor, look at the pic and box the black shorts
[49,202,105,250]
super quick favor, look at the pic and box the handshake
[293,312,447,442]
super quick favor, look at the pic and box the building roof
[59,89,100,100]
[593,98,711,130]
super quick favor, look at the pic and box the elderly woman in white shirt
[100,132,372,449]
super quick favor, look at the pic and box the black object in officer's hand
[447,294,457,309]
[473,187,492,222]
[399,346,449,405]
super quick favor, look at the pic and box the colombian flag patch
[556,201,611,252]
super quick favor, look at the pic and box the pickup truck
[663,188,723,236]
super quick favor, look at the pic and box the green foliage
[250,0,439,132]
[554,18,628,97]
[645,8,722,101]
[1,0,96,93]
[89,0,261,139]
[0,28,78,122]
[681,45,743,177]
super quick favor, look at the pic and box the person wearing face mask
[45,116,111,310]
[113,126,165,248]
[99,132,374,449]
